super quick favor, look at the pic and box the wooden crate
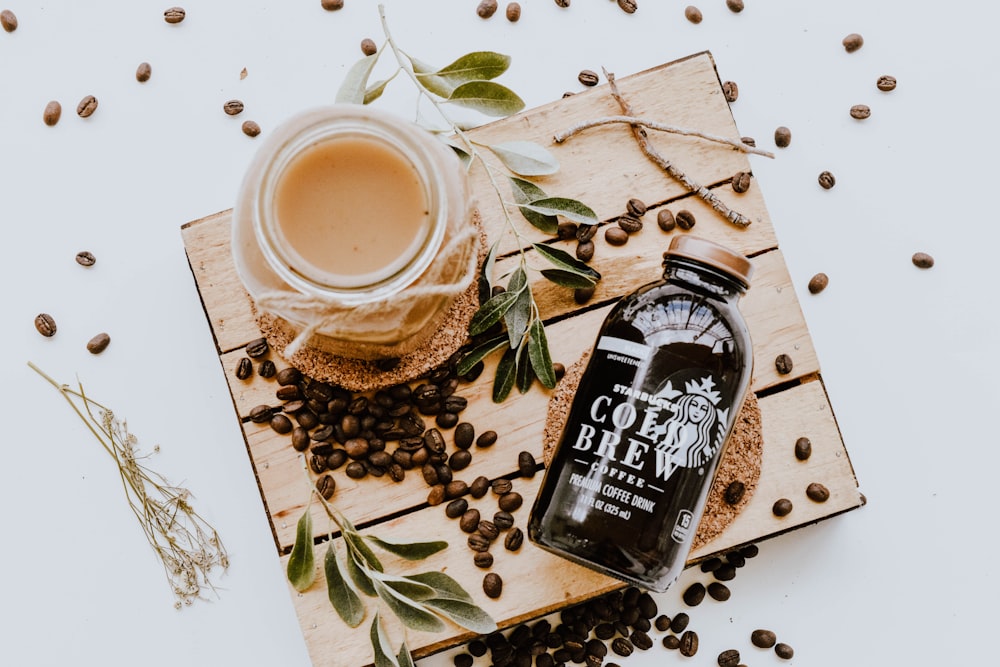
[181,52,862,666]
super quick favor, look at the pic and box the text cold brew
[528,236,754,592]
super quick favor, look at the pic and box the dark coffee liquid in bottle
[527,236,754,592]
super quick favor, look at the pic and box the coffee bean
[723,480,745,505]
[493,510,515,531]
[717,648,740,667]
[741,136,756,147]
[605,227,629,246]
[617,0,637,13]
[877,75,897,92]
[731,171,752,193]
[740,543,759,558]
[242,120,261,137]
[574,286,596,304]
[557,221,578,241]
[850,104,871,120]
[700,557,722,572]
[656,209,676,232]
[445,480,469,499]
[315,474,336,499]
[345,461,367,482]
[751,629,777,648]
[491,478,513,495]
[684,5,703,23]
[276,367,301,386]
[576,239,595,262]
[555,0,570,7]
[842,32,864,52]
[808,272,829,294]
[0,9,17,32]
[468,531,491,552]
[235,357,253,380]
[714,563,736,581]
[469,475,491,498]
[460,508,481,533]
[806,482,830,502]
[774,126,792,148]
[682,582,705,606]
[616,214,643,233]
[43,101,62,126]
[625,198,647,217]
[223,99,244,116]
[34,313,57,337]
[498,491,523,512]
[291,427,310,452]
[426,484,446,505]
[506,2,521,21]
[164,7,186,24]
[477,0,498,17]
[818,170,836,189]
[360,37,377,56]
[504,527,524,551]
[611,637,633,657]
[775,353,793,375]
[135,61,152,82]
[678,630,699,657]
[473,551,494,569]
[553,362,565,380]
[775,642,795,659]
[77,95,98,118]
[578,70,599,87]
[707,582,731,602]
[86,332,111,354]
[449,450,472,471]
[654,615,671,632]
[670,612,690,633]
[478,520,500,541]
[483,572,503,598]
[246,337,269,358]
[321,0,344,9]
[772,498,793,517]
[258,360,276,378]
[630,630,652,651]
[912,251,934,269]
[726,0,744,12]
[722,80,739,103]
[675,210,696,230]
[662,635,680,650]
[250,404,276,423]
[477,430,498,448]
[726,550,746,568]
[518,451,537,478]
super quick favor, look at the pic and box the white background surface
[3,1,996,665]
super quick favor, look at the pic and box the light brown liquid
[274,135,430,283]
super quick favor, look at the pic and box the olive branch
[337,4,602,402]
[286,456,496,666]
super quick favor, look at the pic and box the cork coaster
[543,351,763,552]
[253,214,488,393]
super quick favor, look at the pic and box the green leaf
[336,54,380,104]
[433,51,511,85]
[397,643,417,667]
[374,580,446,633]
[371,612,400,667]
[521,197,598,226]
[346,550,376,597]
[423,598,498,634]
[528,319,557,389]
[493,346,517,402]
[363,71,398,105]
[287,510,316,592]
[325,543,366,628]
[469,290,520,336]
[366,535,448,560]
[489,141,559,176]
[503,268,531,348]
[533,243,602,280]
[408,55,453,98]
[404,571,474,603]
[457,334,509,376]
[515,339,534,394]
[447,81,525,117]
[540,268,598,289]
[450,144,473,170]
[344,529,384,572]
[508,176,549,205]
[375,572,438,601]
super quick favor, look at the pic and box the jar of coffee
[232,105,478,361]
[527,236,754,592]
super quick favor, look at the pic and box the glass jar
[232,105,478,361]
[527,235,754,592]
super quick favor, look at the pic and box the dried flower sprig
[28,362,229,609]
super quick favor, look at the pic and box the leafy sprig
[338,5,602,402]
[287,456,496,665]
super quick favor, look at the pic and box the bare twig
[553,115,774,159]
[603,69,753,228]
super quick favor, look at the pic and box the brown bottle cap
[664,235,754,287]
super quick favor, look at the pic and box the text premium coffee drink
[528,236,754,592]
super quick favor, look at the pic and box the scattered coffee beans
[75,250,96,266]
[912,251,934,269]
[684,5,703,23]
[477,430,498,448]
[578,70,600,87]
[617,0,637,13]
[506,2,521,21]
[504,527,524,551]
[670,612,690,633]
[34,313,57,337]
[774,353,793,375]
[136,62,152,82]
[731,171,751,193]
[723,480,745,505]
[164,7,186,24]
[679,630,699,657]
[235,357,253,380]
[611,637,634,657]
[675,209,696,230]
[794,436,812,461]
[258,359,276,378]
[223,99,245,116]
[77,95,98,118]
[718,648,741,667]
[726,0,744,12]
[576,239,595,262]
[498,491,523,512]
[517,451,537,477]
[43,101,62,126]
[617,214,642,233]
[850,104,871,119]
[360,37,377,56]
[321,0,344,10]
[626,198,647,217]
[482,572,503,598]
[774,125,792,148]
[476,0,498,18]
[315,474,335,500]
[775,642,795,659]
[242,120,261,137]
[0,8,16,32]
[842,32,864,52]
[806,482,830,502]
[807,272,829,294]
[818,170,836,189]
[656,209,676,232]
[682,582,706,606]
[86,332,111,354]
[246,337,269,358]
[751,628,777,648]
[772,498,793,517]
[877,74,897,91]
[605,227,629,246]
[722,80,739,102]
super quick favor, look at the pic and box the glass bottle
[527,235,754,592]
[231,105,477,361]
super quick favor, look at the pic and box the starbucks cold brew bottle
[527,236,754,592]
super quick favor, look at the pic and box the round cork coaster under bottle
[542,351,764,552]
[252,215,488,393]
